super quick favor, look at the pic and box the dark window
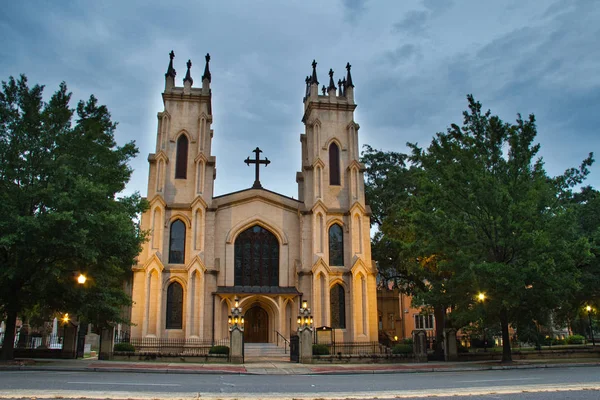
[175,135,188,179]
[329,223,344,266]
[166,282,183,329]
[330,284,346,329]
[169,219,185,264]
[234,225,279,286]
[329,142,340,185]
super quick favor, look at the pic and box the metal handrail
[275,331,289,354]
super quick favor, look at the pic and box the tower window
[169,219,186,264]
[329,142,340,185]
[330,284,346,329]
[175,134,189,179]
[329,223,344,266]
[166,282,183,329]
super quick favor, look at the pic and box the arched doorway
[245,306,268,343]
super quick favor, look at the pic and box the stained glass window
[169,219,185,264]
[166,282,183,329]
[234,225,279,286]
[329,223,344,266]
[330,284,346,329]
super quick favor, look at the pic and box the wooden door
[245,306,268,343]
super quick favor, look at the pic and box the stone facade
[130,53,378,344]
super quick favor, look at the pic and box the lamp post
[228,296,244,363]
[297,300,313,332]
[586,306,595,346]
[477,292,487,352]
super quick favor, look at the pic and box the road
[0,366,599,399]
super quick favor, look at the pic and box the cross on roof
[244,147,271,189]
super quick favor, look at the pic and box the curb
[1,361,599,375]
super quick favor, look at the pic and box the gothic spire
[183,59,193,85]
[202,53,211,82]
[341,77,347,96]
[165,50,176,78]
[346,62,354,88]
[310,60,319,85]
[328,69,336,93]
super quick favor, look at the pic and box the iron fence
[323,341,390,355]
[0,333,63,349]
[115,335,229,355]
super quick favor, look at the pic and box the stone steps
[244,343,290,362]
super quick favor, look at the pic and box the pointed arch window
[329,142,340,185]
[169,219,186,264]
[234,225,279,286]
[329,223,344,266]
[166,282,183,329]
[175,134,189,179]
[330,284,346,329]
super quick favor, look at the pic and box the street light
[586,305,595,346]
[477,292,487,352]
[298,300,313,332]
[77,273,87,285]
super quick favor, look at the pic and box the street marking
[458,377,540,383]
[67,381,181,386]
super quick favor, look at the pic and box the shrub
[566,335,585,345]
[402,338,413,345]
[312,344,330,355]
[113,342,135,352]
[391,344,413,354]
[457,343,469,353]
[209,345,229,355]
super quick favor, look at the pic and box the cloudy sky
[2,0,599,198]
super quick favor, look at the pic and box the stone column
[299,328,313,364]
[99,326,115,360]
[412,329,428,362]
[229,327,244,364]
[61,325,78,359]
[444,328,458,361]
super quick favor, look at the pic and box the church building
[130,52,378,344]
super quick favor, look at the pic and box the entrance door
[245,306,268,343]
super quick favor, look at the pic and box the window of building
[169,219,185,264]
[414,314,434,330]
[234,225,279,286]
[330,284,346,329]
[329,142,340,185]
[166,282,183,329]
[328,223,344,266]
[175,134,188,179]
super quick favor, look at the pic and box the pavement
[1,357,600,375]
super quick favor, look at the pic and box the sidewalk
[2,357,600,375]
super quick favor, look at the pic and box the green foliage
[312,344,330,355]
[566,335,585,345]
[208,345,229,355]
[0,75,147,360]
[391,344,413,354]
[113,343,135,352]
[363,95,594,363]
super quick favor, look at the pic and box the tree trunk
[433,305,446,361]
[0,308,18,360]
[499,307,512,363]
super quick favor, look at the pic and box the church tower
[297,61,377,342]
[131,51,216,339]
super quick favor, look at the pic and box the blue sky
[1,0,599,198]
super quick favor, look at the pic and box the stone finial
[165,50,176,78]
[328,69,336,92]
[183,59,193,85]
[202,53,212,82]
[321,85,326,95]
[305,76,310,97]
[337,78,342,94]
[342,77,347,96]
[310,60,319,85]
[346,62,354,88]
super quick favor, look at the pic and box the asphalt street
[1,365,599,399]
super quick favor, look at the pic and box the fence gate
[290,334,299,362]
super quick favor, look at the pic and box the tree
[0,75,146,360]
[406,95,593,362]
